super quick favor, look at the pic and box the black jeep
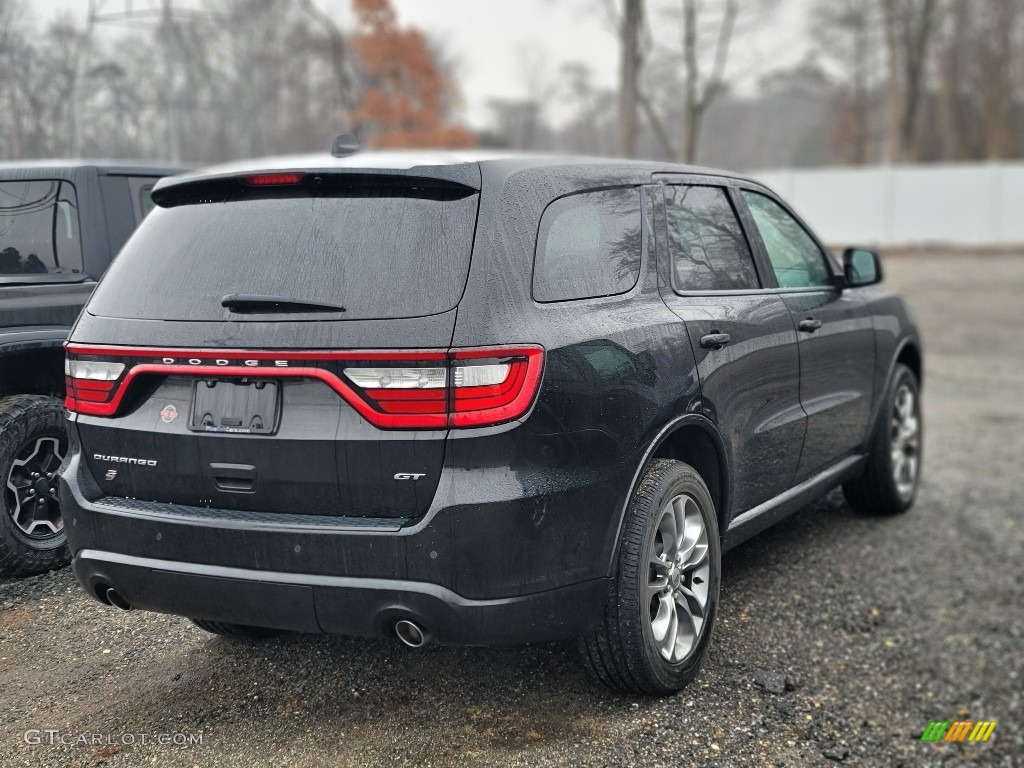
[0,161,181,577]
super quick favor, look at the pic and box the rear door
[69,173,481,520]
[656,181,806,514]
[737,187,875,480]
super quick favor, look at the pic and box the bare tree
[974,0,1020,159]
[297,0,359,127]
[680,0,738,163]
[813,0,884,164]
[616,0,643,155]
[880,0,940,162]
[558,61,617,155]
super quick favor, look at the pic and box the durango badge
[93,454,158,467]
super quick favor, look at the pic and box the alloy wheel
[647,493,710,663]
[5,436,66,539]
[890,383,920,500]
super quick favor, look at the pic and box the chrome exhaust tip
[104,587,132,611]
[394,619,429,648]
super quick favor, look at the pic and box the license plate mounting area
[189,379,280,435]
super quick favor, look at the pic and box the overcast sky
[25,0,812,128]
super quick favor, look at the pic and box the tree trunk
[617,0,642,156]
[851,11,869,164]
[901,0,937,161]
[682,0,736,164]
[937,2,969,161]
[981,0,1015,159]
[880,0,938,162]
[682,0,699,163]
[880,0,901,161]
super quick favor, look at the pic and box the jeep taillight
[64,344,544,429]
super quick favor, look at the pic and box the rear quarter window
[533,187,642,303]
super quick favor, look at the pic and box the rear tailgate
[67,172,479,520]
[69,342,454,519]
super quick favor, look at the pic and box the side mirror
[842,247,882,287]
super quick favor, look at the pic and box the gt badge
[160,404,179,423]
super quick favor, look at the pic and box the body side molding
[723,454,865,551]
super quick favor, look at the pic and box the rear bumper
[60,441,618,644]
[71,549,608,644]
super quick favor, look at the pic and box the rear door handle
[700,332,731,350]
[798,318,823,333]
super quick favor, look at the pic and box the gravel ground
[1,252,1022,768]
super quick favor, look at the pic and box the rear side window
[533,188,641,302]
[87,180,479,321]
[666,185,760,291]
[0,180,83,278]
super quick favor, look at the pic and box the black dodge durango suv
[60,151,922,695]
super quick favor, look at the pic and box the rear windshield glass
[87,184,478,321]
[0,180,83,278]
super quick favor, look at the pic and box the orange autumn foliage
[351,0,476,149]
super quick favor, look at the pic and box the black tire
[190,619,284,639]
[580,458,721,695]
[843,364,922,515]
[0,395,71,578]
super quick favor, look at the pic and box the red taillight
[346,346,544,428]
[449,347,544,427]
[64,344,544,429]
[244,172,304,186]
[64,359,125,413]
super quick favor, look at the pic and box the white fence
[755,162,1024,247]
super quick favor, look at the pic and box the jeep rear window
[0,180,83,279]
[87,179,479,321]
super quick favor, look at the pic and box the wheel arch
[895,339,922,389]
[605,414,731,576]
[0,331,70,399]
[859,335,923,454]
[0,347,67,399]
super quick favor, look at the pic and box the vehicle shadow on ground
[72,490,917,759]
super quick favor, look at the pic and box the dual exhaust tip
[394,618,430,648]
[97,584,132,611]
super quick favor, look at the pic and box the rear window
[0,180,83,279]
[87,180,479,321]
[533,188,642,302]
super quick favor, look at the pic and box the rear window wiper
[221,294,346,314]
